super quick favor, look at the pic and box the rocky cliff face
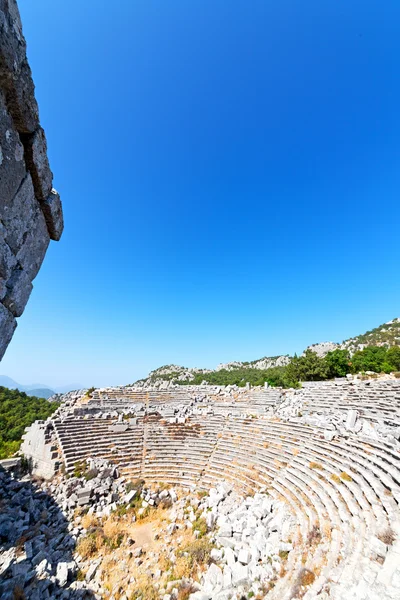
[0,0,63,359]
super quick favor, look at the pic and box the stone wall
[20,419,60,479]
[0,0,63,359]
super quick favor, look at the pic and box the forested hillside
[0,387,60,459]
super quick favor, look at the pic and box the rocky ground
[0,459,299,600]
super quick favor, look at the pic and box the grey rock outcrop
[0,0,63,359]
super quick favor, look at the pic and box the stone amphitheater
[19,377,400,600]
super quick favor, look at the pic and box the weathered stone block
[3,174,50,279]
[0,0,25,75]
[1,58,39,133]
[2,173,35,253]
[3,267,32,316]
[0,302,17,360]
[0,236,17,282]
[23,127,53,200]
[345,409,358,430]
[41,189,64,241]
[0,0,38,133]
[0,89,26,210]
[16,208,50,281]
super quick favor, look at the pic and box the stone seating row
[52,407,400,600]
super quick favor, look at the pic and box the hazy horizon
[2,314,398,388]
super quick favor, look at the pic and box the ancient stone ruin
[9,378,400,599]
[1,3,400,599]
[0,0,63,359]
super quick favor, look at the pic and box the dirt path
[128,522,157,550]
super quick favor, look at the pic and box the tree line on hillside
[174,346,400,389]
[0,387,60,459]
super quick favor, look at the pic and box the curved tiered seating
[51,380,400,599]
[297,379,400,425]
[53,417,145,476]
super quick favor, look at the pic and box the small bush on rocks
[76,533,98,558]
[307,525,322,546]
[290,568,316,598]
[177,583,197,600]
[126,479,145,493]
[192,516,208,538]
[378,528,396,545]
[73,460,88,479]
[180,537,214,567]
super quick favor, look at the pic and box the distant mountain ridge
[135,317,400,386]
[0,377,84,399]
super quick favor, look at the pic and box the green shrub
[73,460,88,478]
[192,516,208,537]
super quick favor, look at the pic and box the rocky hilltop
[135,318,400,387]
[306,318,400,357]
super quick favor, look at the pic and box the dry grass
[322,522,332,541]
[177,536,214,573]
[290,568,316,598]
[330,474,341,484]
[130,573,158,600]
[15,532,31,555]
[103,517,124,539]
[13,586,26,600]
[378,527,396,545]
[177,583,197,600]
[76,488,215,598]
[158,553,174,573]
[298,569,315,586]
[76,534,99,558]
[340,472,352,482]
[173,554,193,579]
[81,512,98,529]
[309,462,323,470]
[77,514,129,559]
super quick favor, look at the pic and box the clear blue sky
[2,0,400,388]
